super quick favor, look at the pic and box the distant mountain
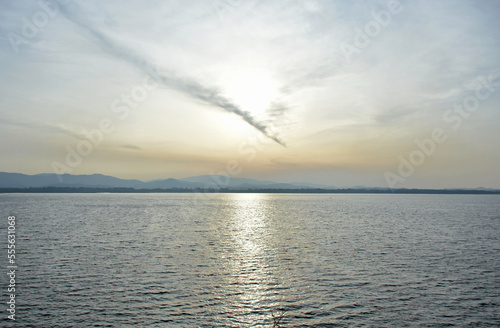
[0,172,142,188]
[291,182,338,189]
[349,185,389,190]
[140,178,202,189]
[0,172,337,190]
[0,172,202,189]
[3,172,496,192]
[180,175,307,189]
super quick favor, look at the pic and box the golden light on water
[223,193,278,325]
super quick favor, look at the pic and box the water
[1,193,499,327]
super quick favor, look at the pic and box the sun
[223,70,279,117]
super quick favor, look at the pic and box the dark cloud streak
[58,6,285,146]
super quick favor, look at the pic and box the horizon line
[1,171,499,191]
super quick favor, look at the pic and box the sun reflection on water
[221,193,281,326]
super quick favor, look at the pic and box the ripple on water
[0,193,499,327]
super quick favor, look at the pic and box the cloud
[58,4,285,146]
[121,144,141,150]
[0,118,82,140]
[1,0,499,187]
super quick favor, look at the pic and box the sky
[0,0,499,188]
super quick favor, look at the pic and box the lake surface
[1,193,499,327]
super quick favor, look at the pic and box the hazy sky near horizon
[1,0,499,188]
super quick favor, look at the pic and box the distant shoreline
[1,187,499,194]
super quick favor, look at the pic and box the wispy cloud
[1,0,499,187]
[120,144,141,150]
[58,4,285,146]
[0,118,82,140]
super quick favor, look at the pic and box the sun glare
[224,71,279,117]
